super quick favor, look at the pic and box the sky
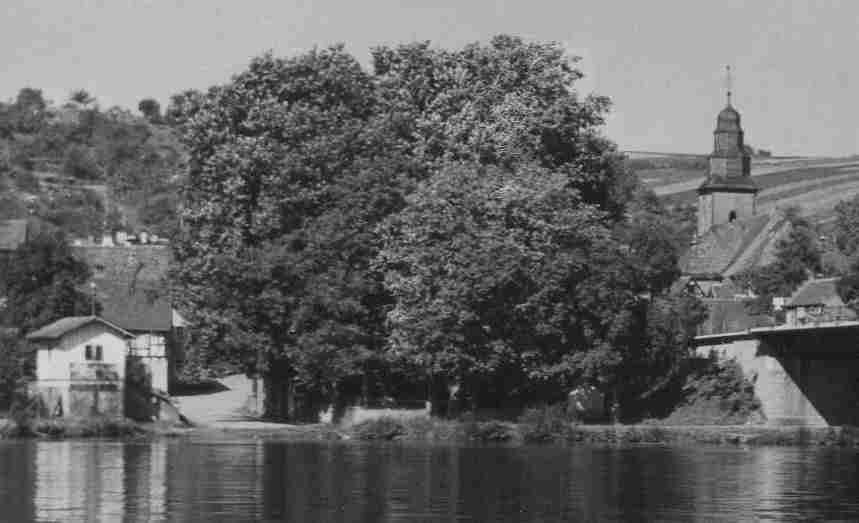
[2,0,858,157]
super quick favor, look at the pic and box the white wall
[35,323,129,415]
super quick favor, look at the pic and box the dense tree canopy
[378,164,698,406]
[0,231,93,332]
[171,36,699,416]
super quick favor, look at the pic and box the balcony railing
[69,362,120,381]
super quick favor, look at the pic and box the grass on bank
[346,408,859,447]
[348,405,583,444]
[0,416,172,439]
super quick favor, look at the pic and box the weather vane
[724,65,733,106]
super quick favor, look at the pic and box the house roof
[681,212,787,279]
[0,219,29,251]
[698,298,774,335]
[72,246,174,332]
[95,281,172,332]
[26,316,135,341]
[787,278,845,308]
[72,245,170,284]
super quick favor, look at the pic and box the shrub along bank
[346,411,859,447]
[0,416,146,439]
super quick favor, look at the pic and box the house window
[728,210,737,222]
[85,344,103,361]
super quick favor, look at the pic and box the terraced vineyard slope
[632,154,859,221]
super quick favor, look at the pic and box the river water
[1,438,858,522]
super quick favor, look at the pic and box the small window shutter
[96,345,103,361]
[85,345,92,360]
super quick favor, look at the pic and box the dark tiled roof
[73,246,173,332]
[0,219,28,251]
[681,213,786,278]
[26,316,134,341]
[95,282,172,332]
[787,278,846,308]
[698,299,774,335]
[72,245,170,284]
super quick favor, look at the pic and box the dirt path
[172,374,279,428]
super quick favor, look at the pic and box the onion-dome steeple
[700,65,755,189]
[696,66,758,235]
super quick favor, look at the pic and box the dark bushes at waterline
[0,417,145,439]
[345,414,859,447]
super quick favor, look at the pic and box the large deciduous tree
[371,35,635,215]
[171,46,396,407]
[172,36,699,417]
[378,164,700,409]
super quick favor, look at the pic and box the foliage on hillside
[732,209,822,314]
[171,36,704,417]
[0,230,94,332]
[834,196,859,310]
[0,87,183,239]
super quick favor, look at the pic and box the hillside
[632,155,859,222]
[0,89,183,241]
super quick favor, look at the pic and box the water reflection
[35,441,127,521]
[0,439,855,521]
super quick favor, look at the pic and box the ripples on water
[0,438,857,522]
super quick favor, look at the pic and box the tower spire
[724,65,733,106]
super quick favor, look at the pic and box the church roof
[716,105,741,130]
[697,298,774,335]
[681,212,788,279]
[697,177,758,193]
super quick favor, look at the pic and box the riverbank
[3,414,859,447]
[344,416,859,447]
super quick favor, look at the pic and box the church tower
[697,66,758,235]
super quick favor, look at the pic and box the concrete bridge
[695,320,859,426]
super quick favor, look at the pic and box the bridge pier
[695,323,859,426]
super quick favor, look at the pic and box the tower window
[729,210,737,222]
